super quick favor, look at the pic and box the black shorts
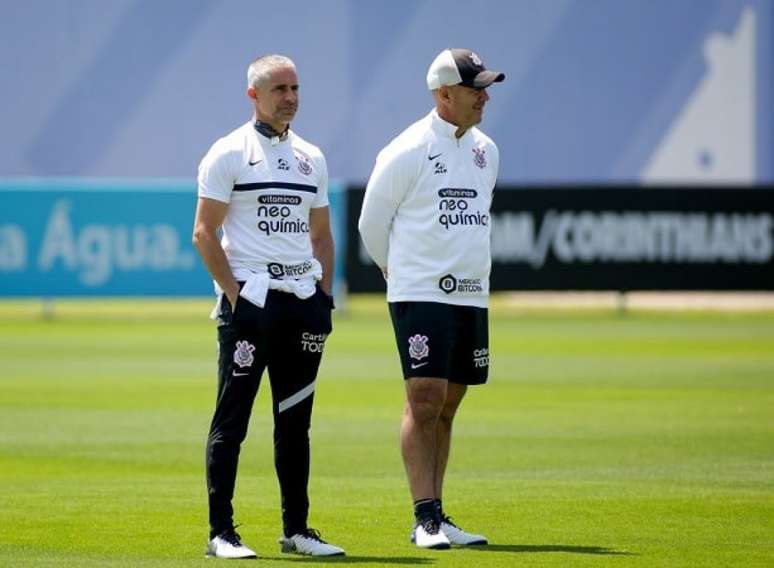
[388,301,489,385]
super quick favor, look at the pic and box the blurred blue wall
[1,0,771,185]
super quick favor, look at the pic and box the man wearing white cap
[358,48,504,549]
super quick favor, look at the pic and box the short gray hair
[247,54,296,89]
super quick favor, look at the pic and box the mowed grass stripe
[0,296,772,567]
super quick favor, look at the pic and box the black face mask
[254,120,288,140]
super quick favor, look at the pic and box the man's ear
[247,86,257,101]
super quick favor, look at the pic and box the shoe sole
[446,537,488,546]
[414,542,451,550]
[205,547,257,559]
[280,550,345,557]
[411,537,451,550]
[279,539,344,557]
[205,553,257,559]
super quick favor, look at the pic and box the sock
[434,498,444,520]
[414,498,437,523]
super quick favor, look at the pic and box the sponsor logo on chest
[256,194,309,236]
[437,188,489,230]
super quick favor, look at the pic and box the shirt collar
[253,119,290,146]
[430,108,467,140]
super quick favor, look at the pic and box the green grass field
[0,296,772,567]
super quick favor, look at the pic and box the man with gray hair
[193,54,344,558]
[359,48,504,549]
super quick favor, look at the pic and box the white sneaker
[279,528,345,556]
[205,530,257,559]
[440,516,488,545]
[411,520,451,549]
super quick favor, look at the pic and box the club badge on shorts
[408,334,429,360]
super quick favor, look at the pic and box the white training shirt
[358,109,499,308]
[198,120,328,282]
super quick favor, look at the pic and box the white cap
[426,48,505,90]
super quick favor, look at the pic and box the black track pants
[205,287,332,538]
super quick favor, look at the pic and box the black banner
[346,186,774,292]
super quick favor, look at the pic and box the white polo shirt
[358,109,499,307]
[198,120,328,282]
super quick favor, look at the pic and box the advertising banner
[346,186,774,292]
[0,179,209,296]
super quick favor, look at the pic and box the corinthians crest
[295,154,313,175]
[408,334,429,360]
[472,147,486,169]
[234,340,256,368]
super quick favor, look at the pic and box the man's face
[445,84,490,130]
[250,66,299,130]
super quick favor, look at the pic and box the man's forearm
[193,230,239,304]
[357,193,392,270]
[312,234,334,295]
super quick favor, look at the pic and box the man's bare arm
[192,197,240,308]
[309,206,334,296]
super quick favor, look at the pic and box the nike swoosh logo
[428,153,442,161]
[410,362,428,370]
[248,159,262,166]
[232,372,249,377]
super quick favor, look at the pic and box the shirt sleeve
[311,152,329,208]
[358,146,417,269]
[197,139,237,204]
[489,141,500,205]
[490,142,500,188]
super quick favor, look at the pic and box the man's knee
[406,379,447,422]
[438,407,456,430]
[438,383,467,427]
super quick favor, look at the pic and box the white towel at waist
[209,259,323,320]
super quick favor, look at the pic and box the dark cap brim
[461,70,505,89]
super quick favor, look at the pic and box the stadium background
[1,0,773,297]
[1,1,773,567]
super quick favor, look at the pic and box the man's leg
[401,377,448,502]
[268,290,344,557]
[206,324,265,538]
[432,305,490,546]
[273,389,348,556]
[431,381,486,545]
[389,301,456,548]
[270,375,315,539]
[401,377,452,548]
[266,291,329,538]
[433,382,467,501]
